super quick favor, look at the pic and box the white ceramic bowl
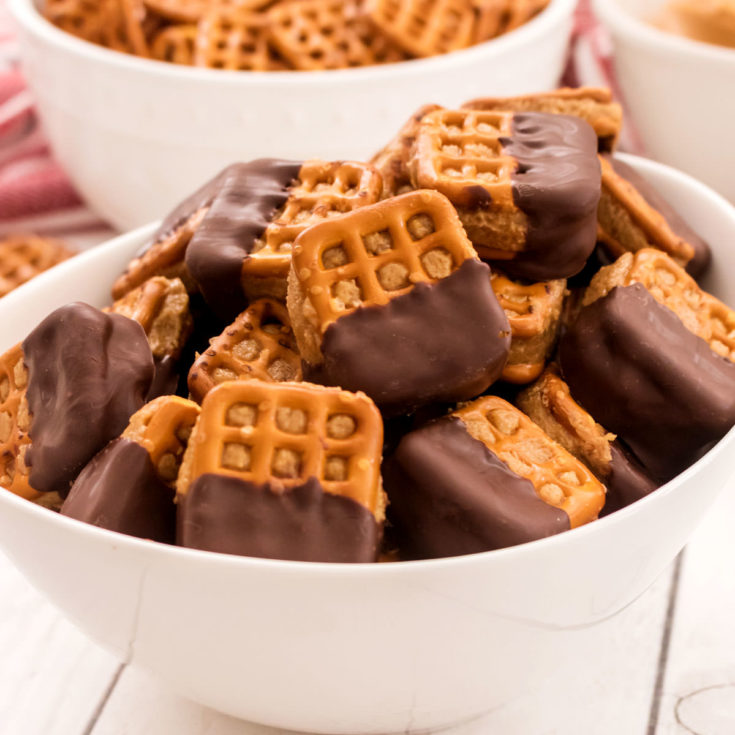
[593,0,735,202]
[0,155,734,733]
[8,0,576,231]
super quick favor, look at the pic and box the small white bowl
[593,0,735,202]
[0,155,733,734]
[8,0,576,231]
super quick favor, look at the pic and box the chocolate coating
[61,438,175,543]
[559,284,735,481]
[311,258,511,416]
[384,417,570,558]
[184,159,302,319]
[497,112,601,281]
[601,442,659,517]
[608,156,711,279]
[146,355,180,401]
[23,303,154,496]
[178,475,380,562]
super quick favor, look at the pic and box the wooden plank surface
[651,481,735,735]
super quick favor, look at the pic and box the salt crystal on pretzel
[177,380,384,562]
[62,396,200,541]
[409,108,601,280]
[518,367,657,515]
[287,188,511,414]
[462,87,623,152]
[188,298,302,403]
[384,396,604,558]
[491,271,565,384]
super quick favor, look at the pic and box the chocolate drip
[178,475,380,563]
[23,303,154,496]
[607,156,711,279]
[61,438,175,543]
[497,112,601,281]
[601,441,659,517]
[184,159,302,320]
[384,417,569,558]
[310,258,510,416]
[559,284,735,481]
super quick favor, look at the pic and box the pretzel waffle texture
[246,160,383,286]
[584,249,735,362]
[453,396,605,527]
[267,0,408,71]
[287,188,477,364]
[370,104,443,198]
[462,87,623,152]
[177,380,385,519]
[364,0,475,58]
[110,276,192,360]
[0,344,35,500]
[0,235,74,298]
[597,155,695,268]
[491,272,565,384]
[194,6,276,71]
[123,395,201,486]
[112,206,206,299]
[151,24,197,64]
[188,298,302,403]
[517,366,614,479]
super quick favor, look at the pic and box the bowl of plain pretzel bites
[0,88,734,733]
[8,0,576,229]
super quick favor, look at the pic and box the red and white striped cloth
[0,0,633,249]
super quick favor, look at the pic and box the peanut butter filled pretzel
[410,108,601,280]
[177,380,384,562]
[491,271,565,384]
[188,298,301,402]
[384,396,604,558]
[597,156,711,278]
[287,189,511,414]
[462,87,623,152]
[62,396,200,541]
[518,367,657,515]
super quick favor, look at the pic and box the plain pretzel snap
[194,6,277,70]
[109,276,192,360]
[597,155,696,268]
[584,249,735,362]
[364,0,475,58]
[122,396,201,486]
[0,344,34,501]
[267,0,408,71]
[188,298,302,403]
[177,380,384,518]
[491,272,565,384]
[453,396,605,527]
[0,235,74,298]
[246,160,383,281]
[290,188,476,336]
[151,24,197,64]
[112,206,206,299]
[462,86,623,152]
[44,0,108,44]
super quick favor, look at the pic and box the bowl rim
[8,0,577,83]
[1,153,734,577]
[593,0,735,65]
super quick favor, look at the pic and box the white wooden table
[1,481,734,735]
